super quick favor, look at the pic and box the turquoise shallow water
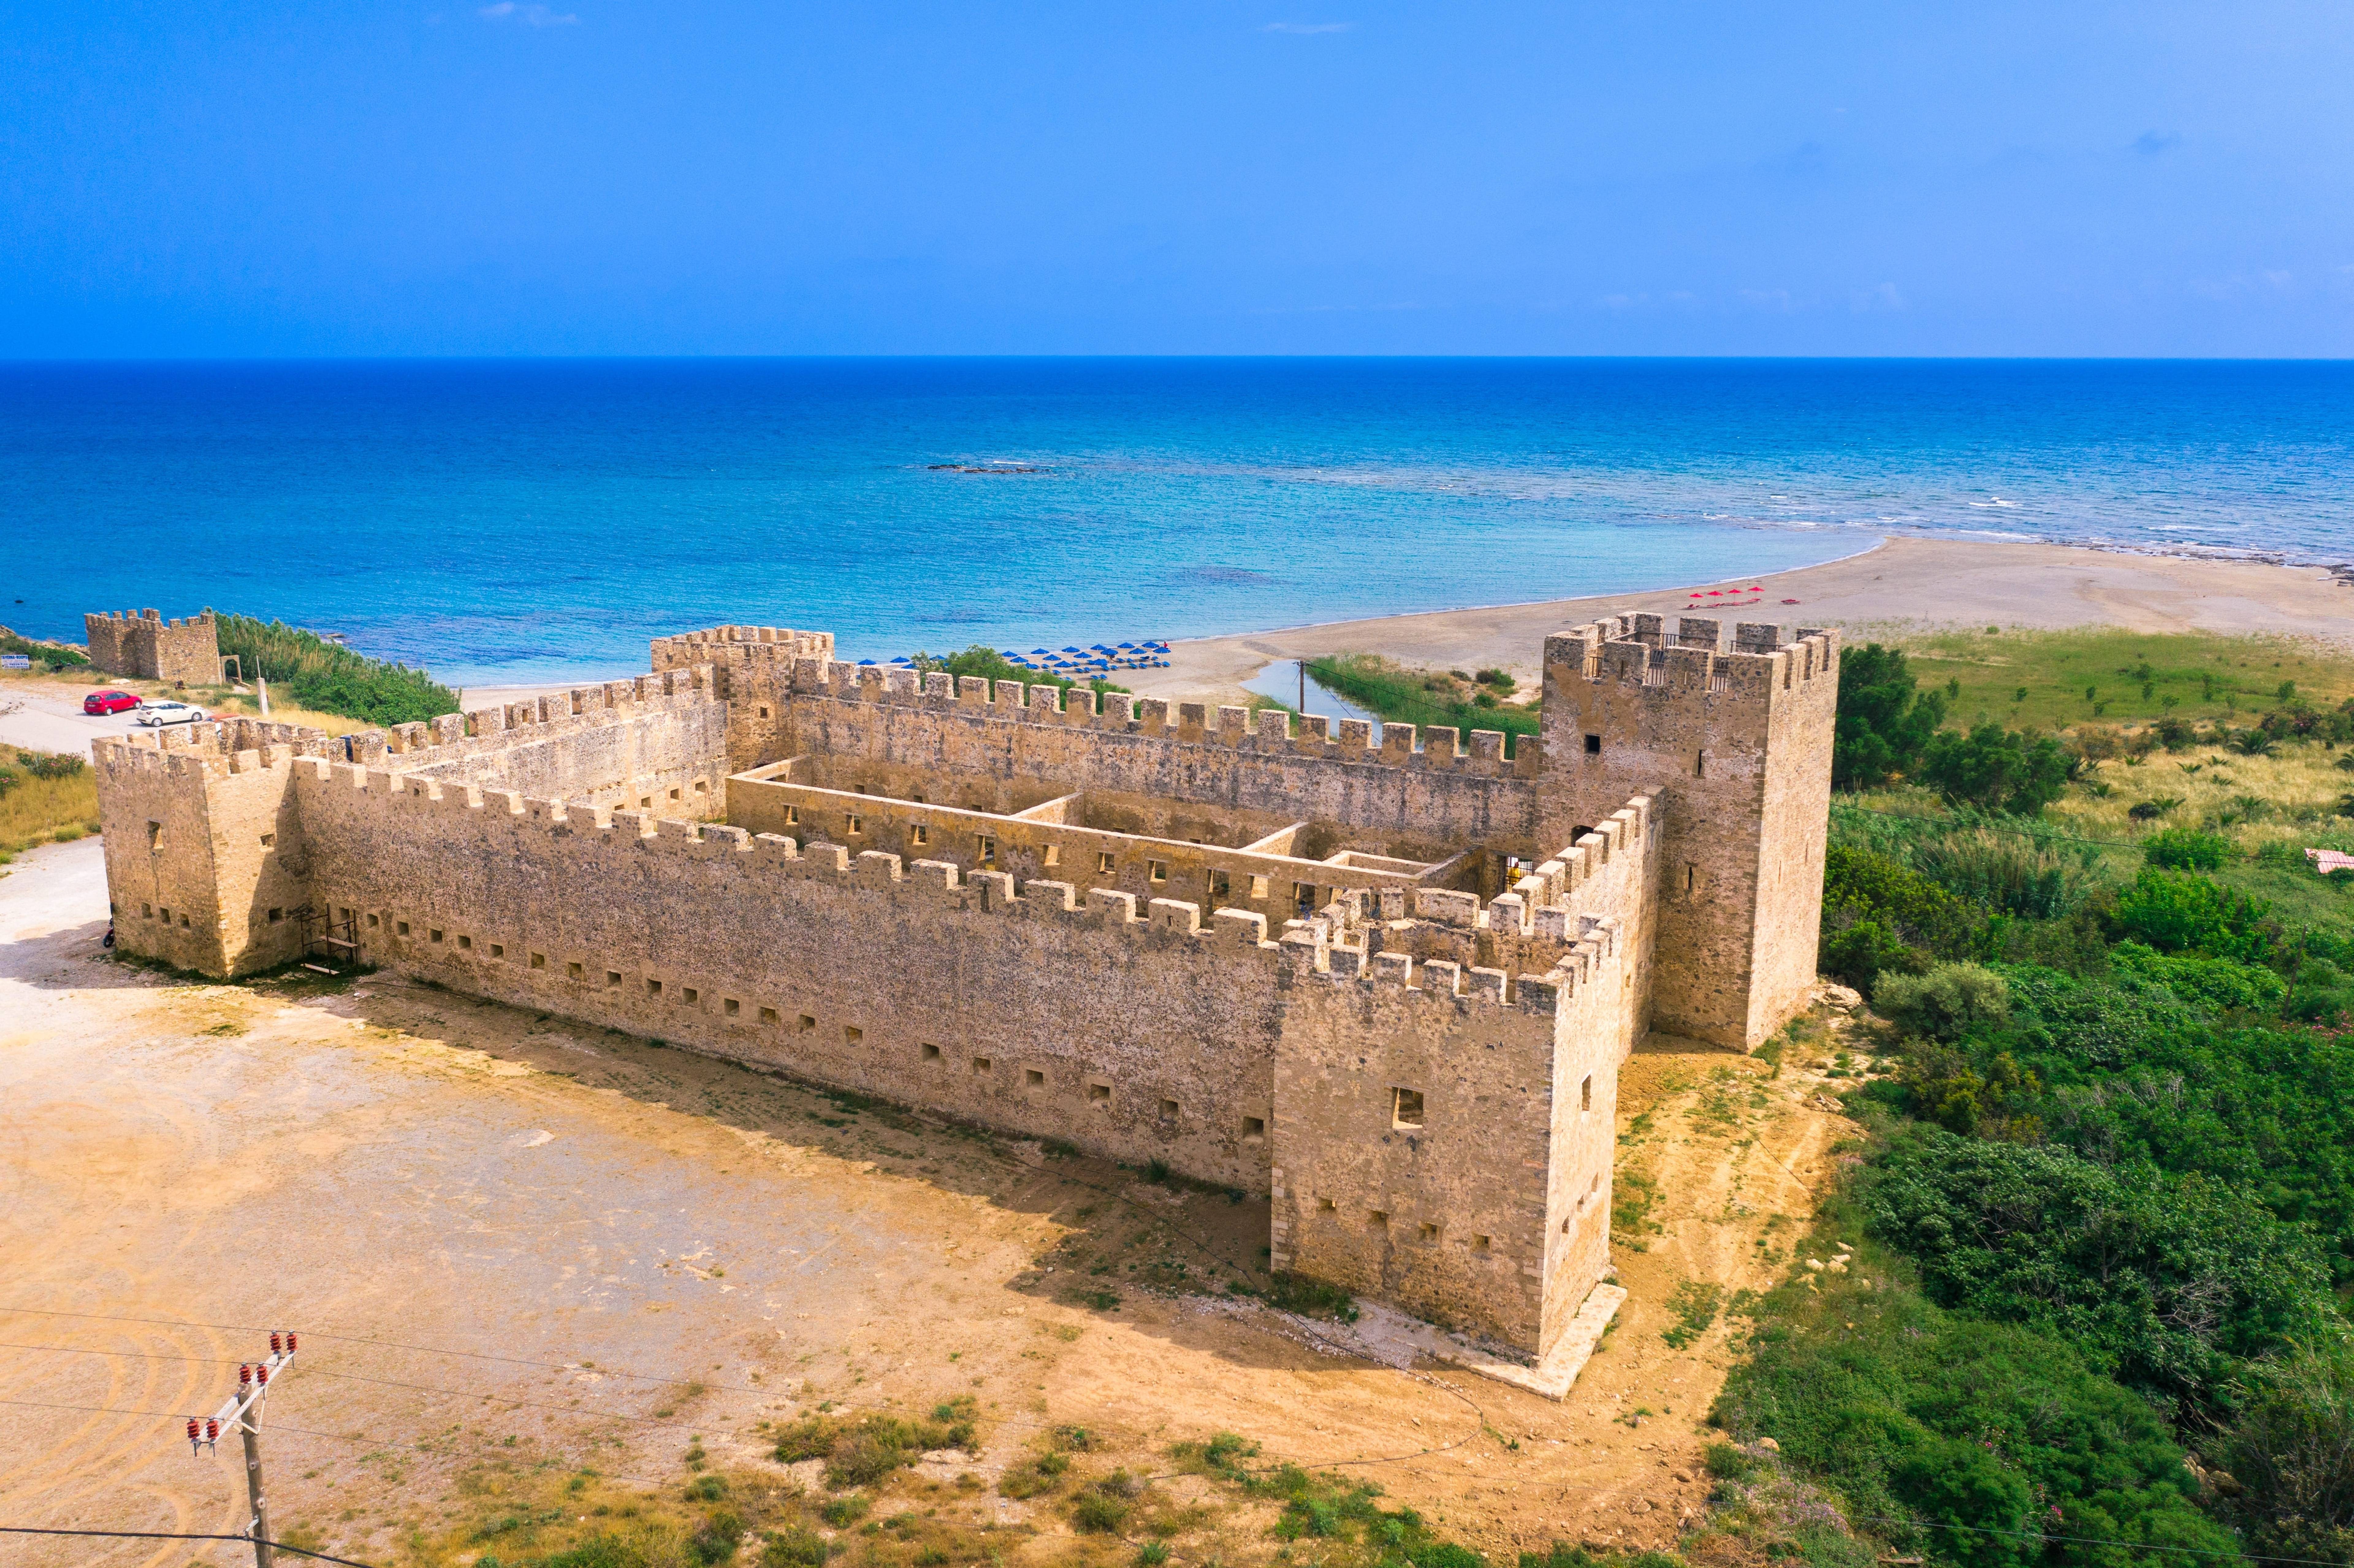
[5,358,2347,687]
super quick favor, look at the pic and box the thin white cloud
[480,2,579,24]
[1263,21,1353,33]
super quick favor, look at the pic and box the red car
[84,689,140,715]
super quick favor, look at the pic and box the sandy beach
[1118,536,2354,706]
[451,537,2352,714]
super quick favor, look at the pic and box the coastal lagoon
[6,358,2348,687]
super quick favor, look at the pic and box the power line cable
[0,1524,376,1566]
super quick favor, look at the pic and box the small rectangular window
[605,970,622,987]
[1294,882,1317,915]
[490,942,504,958]
[429,927,443,942]
[141,903,153,918]
[1242,1116,1266,1140]
[640,796,653,808]
[646,978,662,996]
[368,913,381,928]
[180,914,190,927]
[1584,733,1602,755]
[1472,1234,1491,1251]
[1088,1082,1111,1104]
[682,986,697,1003]
[784,805,800,825]
[458,934,473,950]
[1392,1087,1425,1129]
[798,1014,817,1032]
[1317,1197,1336,1212]
[845,1025,863,1044]
[1695,750,1706,778]
[1159,1098,1179,1120]
[1025,1068,1045,1087]
[1148,860,1167,883]
[1043,844,1060,867]
[1419,1222,1440,1242]
[147,821,164,850]
[1581,1075,1593,1111]
[847,813,863,835]
[1250,875,1269,900]
[757,704,771,718]
[567,961,584,980]
[269,908,285,924]
[259,832,275,848]
[922,1043,942,1061]
[1209,869,1231,900]
[1097,851,1115,874]
[396,920,410,937]
[976,835,996,867]
[1369,1210,1389,1228]
[911,824,929,846]
[694,779,708,795]
[531,952,546,969]
[669,786,682,801]
[973,1056,992,1074]
[724,998,740,1016]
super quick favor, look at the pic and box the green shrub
[0,629,88,669]
[1266,1272,1360,1322]
[1701,1441,1757,1481]
[1820,845,1983,987]
[1917,723,2071,816]
[2215,1339,2354,1566]
[2111,868,2277,964]
[760,1527,830,1568]
[1832,644,1947,791]
[2109,941,2286,1013]
[2142,827,2232,871]
[1306,653,1540,745]
[1872,962,2010,1040]
[215,613,458,726]
[691,1508,743,1565]
[1863,1128,2335,1413]
[908,645,1126,700]
[1714,1236,2242,1568]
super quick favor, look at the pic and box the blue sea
[4,359,2348,688]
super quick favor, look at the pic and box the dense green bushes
[215,614,459,726]
[1713,1213,2238,1568]
[1304,653,1541,743]
[907,644,1127,699]
[1834,644,1948,791]
[1863,1128,2334,1415]
[0,628,88,670]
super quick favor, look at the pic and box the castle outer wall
[90,613,1837,1371]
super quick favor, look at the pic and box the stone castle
[90,612,1838,1378]
[85,608,221,688]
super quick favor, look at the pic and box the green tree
[1918,723,2070,815]
[1834,644,1948,791]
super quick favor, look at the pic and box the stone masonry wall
[1538,616,1838,1048]
[84,609,221,687]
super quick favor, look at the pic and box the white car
[135,700,210,727]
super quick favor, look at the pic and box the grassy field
[1895,626,2354,734]
[1305,653,1541,745]
[0,749,100,862]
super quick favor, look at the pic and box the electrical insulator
[255,1364,269,1386]
[238,1364,252,1387]
[187,1418,201,1444]
[285,1331,298,1352]
[270,1332,282,1355]
[206,1418,220,1443]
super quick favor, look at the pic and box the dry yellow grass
[0,752,100,860]
[2054,742,2354,851]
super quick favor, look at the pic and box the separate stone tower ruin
[91,612,1837,1386]
[85,608,221,688]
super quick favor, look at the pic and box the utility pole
[185,1331,298,1568]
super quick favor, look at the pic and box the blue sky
[2,2,2348,356]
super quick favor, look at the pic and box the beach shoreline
[458,535,2352,711]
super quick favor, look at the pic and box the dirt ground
[0,837,1859,1568]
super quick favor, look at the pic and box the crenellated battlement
[96,606,1831,1379]
[83,606,221,687]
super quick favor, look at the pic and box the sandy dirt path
[1120,536,2354,705]
[0,838,1854,1566]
